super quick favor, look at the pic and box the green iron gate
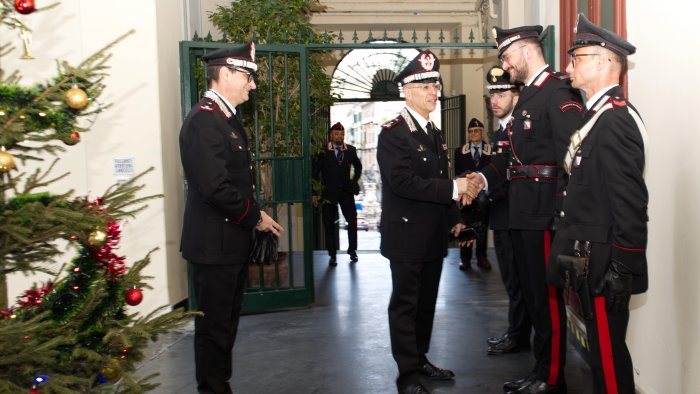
[179,42,314,313]
[178,26,556,313]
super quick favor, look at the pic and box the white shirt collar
[405,106,432,134]
[209,89,237,115]
[498,113,513,130]
[585,84,619,110]
[525,64,550,86]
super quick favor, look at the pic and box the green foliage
[0,3,195,392]
[209,0,336,158]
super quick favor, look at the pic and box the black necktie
[426,122,438,145]
[473,146,480,162]
[336,146,344,164]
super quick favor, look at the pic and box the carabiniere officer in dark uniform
[377,50,468,394]
[549,14,648,394]
[483,66,533,356]
[179,42,283,394]
[467,26,584,393]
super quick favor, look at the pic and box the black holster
[555,241,594,320]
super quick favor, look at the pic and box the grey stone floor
[136,247,592,393]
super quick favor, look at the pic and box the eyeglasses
[499,44,527,64]
[405,82,442,92]
[569,53,600,67]
[231,67,255,82]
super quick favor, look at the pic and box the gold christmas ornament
[0,147,15,173]
[65,85,89,110]
[88,229,107,247]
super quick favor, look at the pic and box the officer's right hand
[256,211,285,237]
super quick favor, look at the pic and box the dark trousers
[388,258,443,386]
[191,262,248,394]
[511,230,567,385]
[459,215,489,263]
[493,229,531,345]
[585,296,635,394]
[322,194,357,256]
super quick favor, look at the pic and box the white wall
[1,1,187,314]
[627,2,700,393]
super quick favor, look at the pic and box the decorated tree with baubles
[0,1,194,392]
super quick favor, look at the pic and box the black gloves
[595,259,634,314]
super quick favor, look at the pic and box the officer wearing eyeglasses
[464,25,584,393]
[377,50,471,394]
[549,14,648,394]
[179,42,284,394]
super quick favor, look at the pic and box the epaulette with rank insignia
[382,117,403,129]
[611,96,627,108]
[199,98,214,113]
[550,71,570,80]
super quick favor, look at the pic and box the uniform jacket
[377,108,461,262]
[481,68,583,230]
[179,91,261,265]
[454,141,491,225]
[488,125,511,231]
[312,142,362,203]
[454,141,491,176]
[549,86,649,294]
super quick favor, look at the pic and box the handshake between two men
[456,172,486,206]
[450,172,487,245]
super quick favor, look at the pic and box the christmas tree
[0,1,193,392]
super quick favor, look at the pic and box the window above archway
[331,42,419,101]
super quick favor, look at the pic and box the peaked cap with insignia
[329,122,345,134]
[493,25,543,56]
[394,50,441,85]
[468,118,484,129]
[202,42,258,73]
[485,66,520,92]
[569,13,636,57]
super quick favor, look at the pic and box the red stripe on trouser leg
[595,297,619,394]
[544,230,561,385]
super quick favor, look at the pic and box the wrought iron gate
[180,42,314,313]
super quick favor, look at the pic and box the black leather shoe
[349,251,358,262]
[487,337,521,355]
[477,259,492,270]
[398,382,430,394]
[487,333,508,346]
[506,380,567,394]
[503,374,534,391]
[419,361,455,381]
[329,256,337,266]
[458,262,473,272]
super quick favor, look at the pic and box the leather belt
[507,165,560,180]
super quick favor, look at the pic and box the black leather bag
[249,230,279,265]
[555,241,594,320]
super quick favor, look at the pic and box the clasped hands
[455,172,485,206]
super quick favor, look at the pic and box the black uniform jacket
[481,68,583,230]
[454,141,491,176]
[550,86,649,294]
[377,108,461,263]
[312,142,362,203]
[488,126,511,231]
[179,92,261,265]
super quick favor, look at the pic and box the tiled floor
[136,247,592,393]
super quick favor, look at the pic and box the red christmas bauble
[124,288,143,306]
[14,0,36,15]
[29,386,42,394]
